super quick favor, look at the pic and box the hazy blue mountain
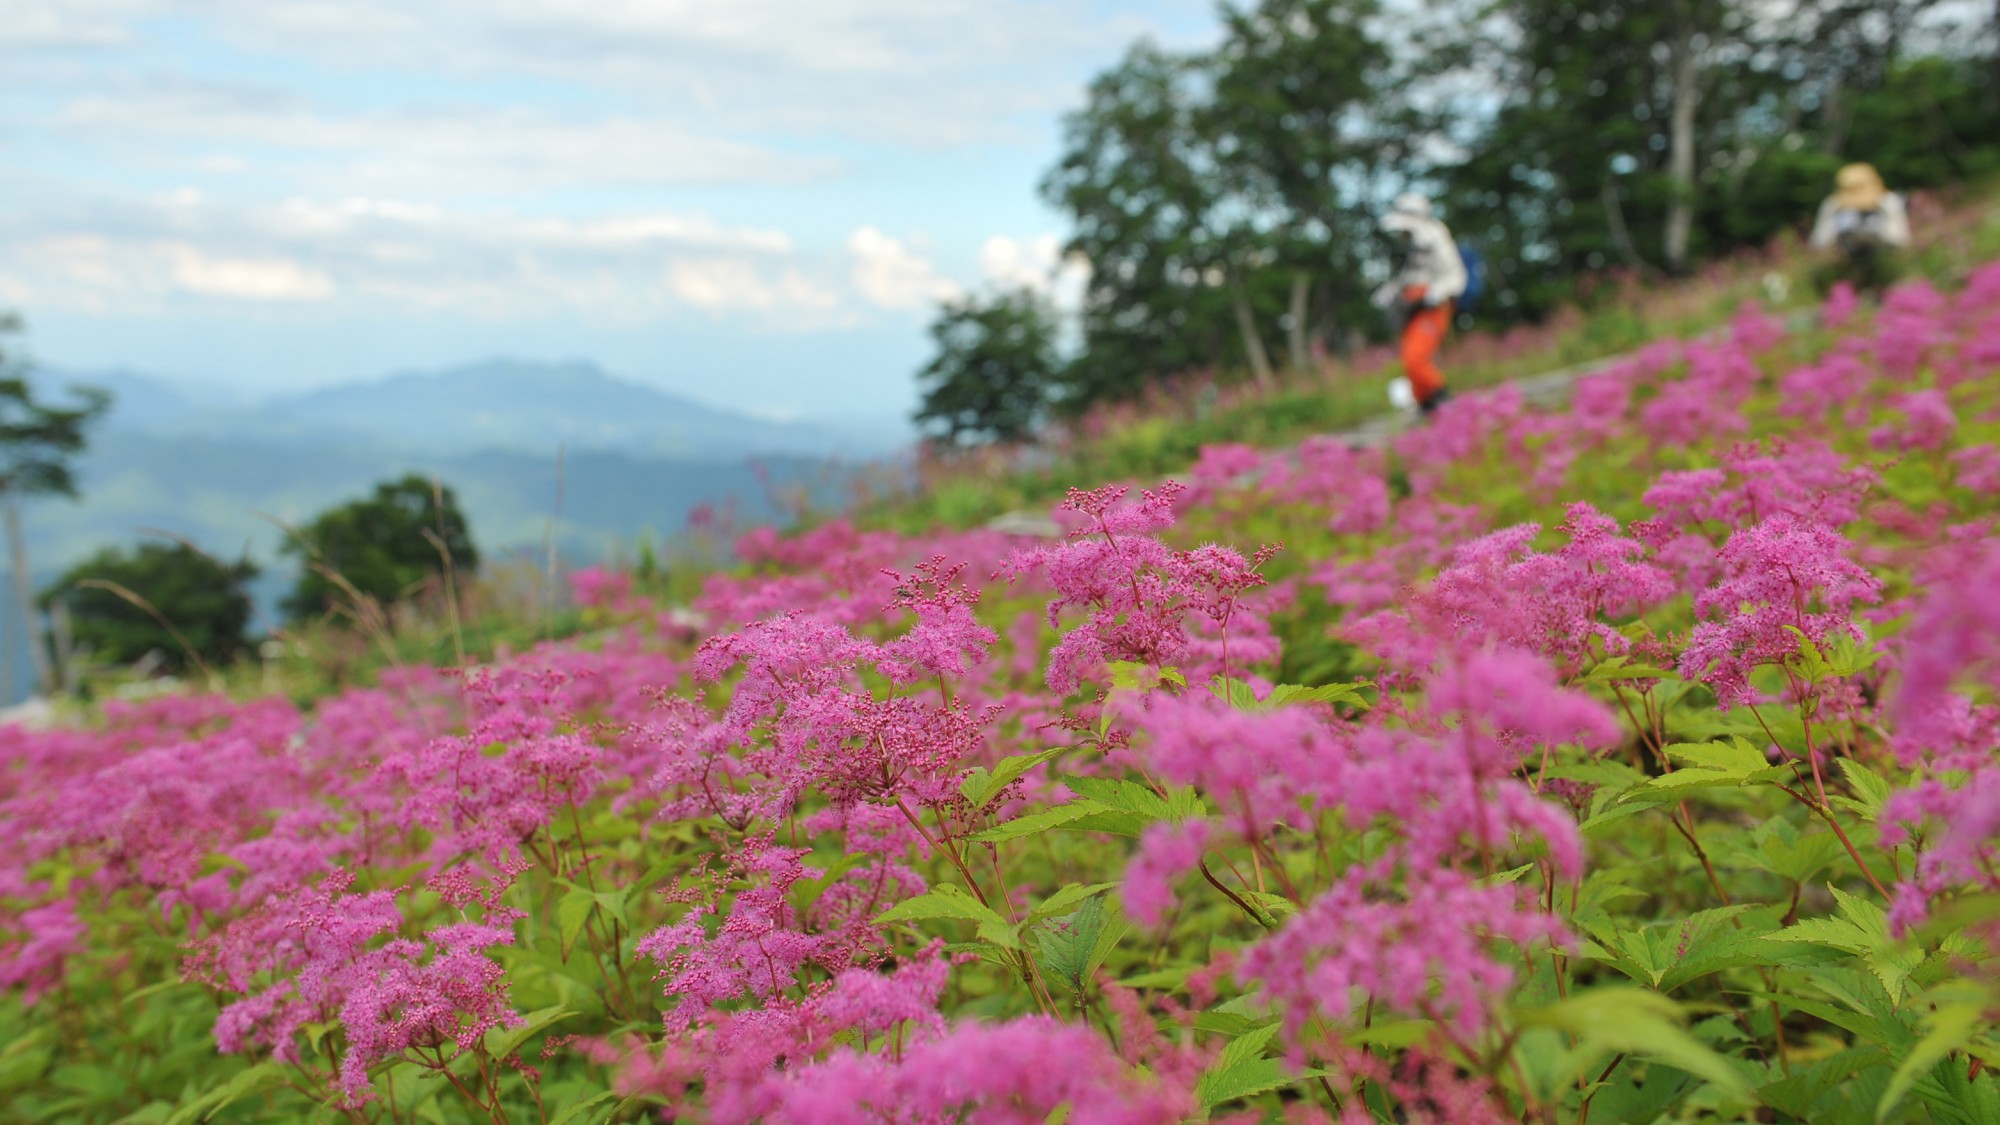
[19,357,898,573]
[47,369,227,432]
[0,358,908,702]
[69,359,895,460]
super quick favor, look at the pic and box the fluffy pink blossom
[743,1017,1191,1125]
[1679,515,1881,708]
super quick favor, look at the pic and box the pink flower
[745,1017,1191,1125]
[1122,820,1212,927]
[1241,867,1565,1040]
[1679,515,1881,708]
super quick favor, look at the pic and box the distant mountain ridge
[74,359,894,461]
[11,358,909,606]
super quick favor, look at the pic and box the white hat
[1390,192,1433,218]
[1382,192,1433,232]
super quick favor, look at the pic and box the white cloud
[846,226,958,311]
[166,244,334,301]
[0,194,844,319]
[666,257,837,313]
[0,0,142,49]
[175,0,1212,145]
[53,87,841,193]
[978,232,1092,312]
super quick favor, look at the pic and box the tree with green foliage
[914,289,1063,447]
[1441,0,1991,318]
[281,474,477,626]
[43,541,256,673]
[1208,0,1404,369]
[1037,5,1406,417]
[0,314,111,697]
[1042,41,1249,409]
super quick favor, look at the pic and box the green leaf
[1517,988,1752,1096]
[1265,681,1373,710]
[1114,967,1191,991]
[1621,738,1793,802]
[969,801,1108,843]
[1193,1022,1327,1107]
[1028,882,1118,924]
[484,1005,576,1062]
[1770,885,1925,1001]
[1079,897,1130,987]
[1479,863,1537,888]
[556,887,597,962]
[163,1062,286,1125]
[1667,738,1775,774]
[548,1091,619,1125]
[1060,775,1171,818]
[1784,626,1836,684]
[1757,1047,1887,1120]
[1878,999,1984,1122]
[1036,896,1110,993]
[1580,655,1676,684]
[875,884,1010,931]
[1835,758,1893,823]
[1109,662,1184,692]
[962,747,1068,811]
[1208,675,1262,710]
[788,853,868,915]
[1240,890,1298,927]
[976,917,1024,950]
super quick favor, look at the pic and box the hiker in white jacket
[1371,193,1465,413]
[1808,163,1910,298]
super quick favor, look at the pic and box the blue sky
[0,0,1218,435]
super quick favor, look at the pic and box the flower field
[9,270,2000,1123]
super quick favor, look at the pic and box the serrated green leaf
[1210,675,1260,709]
[976,917,1024,950]
[548,1091,619,1125]
[1114,967,1191,990]
[1836,758,1893,823]
[1621,738,1793,801]
[1878,1000,1984,1122]
[1479,863,1537,888]
[1060,775,1171,818]
[1517,988,1752,1096]
[1194,1021,1327,1107]
[1265,681,1373,710]
[875,884,1009,930]
[1028,882,1118,923]
[1239,890,1297,927]
[1666,738,1772,774]
[485,1005,576,1062]
[556,887,597,962]
[1784,626,1836,683]
[1109,662,1183,692]
[1581,655,1676,684]
[969,801,1106,843]
[962,747,1068,811]
[1036,896,1109,993]
[163,1062,285,1125]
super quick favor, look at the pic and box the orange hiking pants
[1400,299,1454,406]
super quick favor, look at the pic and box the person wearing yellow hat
[1809,163,1910,298]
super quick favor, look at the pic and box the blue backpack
[1456,242,1487,315]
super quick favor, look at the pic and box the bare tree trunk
[1229,276,1276,390]
[49,597,74,697]
[1601,180,1646,270]
[1990,0,2000,114]
[1821,76,1848,157]
[4,496,51,699]
[1285,272,1311,372]
[1663,25,1700,275]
